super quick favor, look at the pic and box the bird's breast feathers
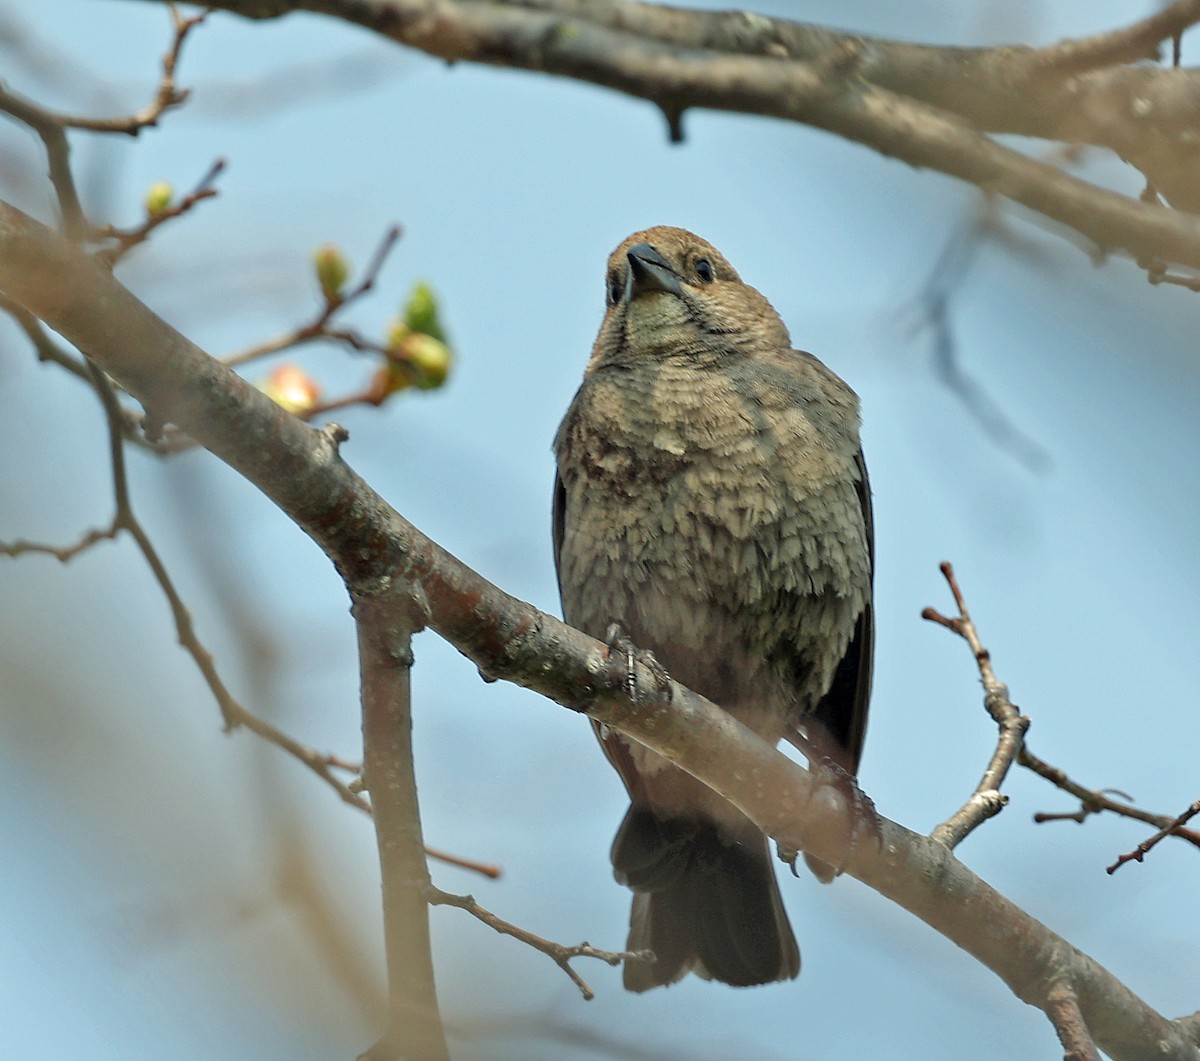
[556,362,869,611]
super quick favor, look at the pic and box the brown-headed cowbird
[553,226,874,992]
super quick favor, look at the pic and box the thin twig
[923,561,1030,848]
[1107,798,1200,874]
[0,521,118,562]
[52,3,203,136]
[95,157,226,264]
[0,293,90,378]
[427,886,650,1001]
[424,847,502,879]
[0,5,203,239]
[0,294,197,450]
[1146,266,1200,292]
[222,224,401,368]
[225,733,499,874]
[232,704,371,812]
[1021,747,1200,850]
[65,362,380,814]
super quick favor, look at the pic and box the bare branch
[353,583,448,1061]
[922,562,1200,872]
[43,2,203,136]
[0,294,199,454]
[0,521,118,562]
[1022,747,1200,852]
[0,292,90,377]
[424,847,503,880]
[428,886,648,1000]
[230,699,373,813]
[0,340,377,813]
[0,5,204,236]
[1108,798,1200,875]
[85,368,398,820]
[0,81,87,238]
[1147,268,1200,292]
[923,562,1030,848]
[2,332,491,878]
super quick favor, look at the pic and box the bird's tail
[612,804,800,992]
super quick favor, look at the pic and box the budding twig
[222,224,402,369]
[96,157,226,264]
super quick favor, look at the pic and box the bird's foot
[604,623,672,707]
[778,757,882,881]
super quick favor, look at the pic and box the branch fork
[924,562,1030,848]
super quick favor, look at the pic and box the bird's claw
[805,756,881,880]
[776,841,802,878]
[604,622,671,707]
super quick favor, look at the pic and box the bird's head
[587,226,790,374]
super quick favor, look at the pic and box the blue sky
[2,1,1198,1058]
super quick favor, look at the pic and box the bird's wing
[808,449,874,774]
[551,470,566,596]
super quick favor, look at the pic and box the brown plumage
[553,226,873,991]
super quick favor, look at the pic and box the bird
[552,226,873,992]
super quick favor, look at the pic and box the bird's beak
[625,243,681,302]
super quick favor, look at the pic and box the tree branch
[96,157,225,264]
[18,2,201,136]
[1022,746,1200,852]
[923,562,1030,848]
[0,3,203,237]
[222,223,401,368]
[0,81,87,238]
[427,886,649,1001]
[1048,980,1102,1061]
[130,0,1200,262]
[923,561,1200,879]
[1108,798,1200,875]
[1,197,1195,1060]
[353,581,448,1061]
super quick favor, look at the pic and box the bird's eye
[606,271,623,306]
[694,258,715,283]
